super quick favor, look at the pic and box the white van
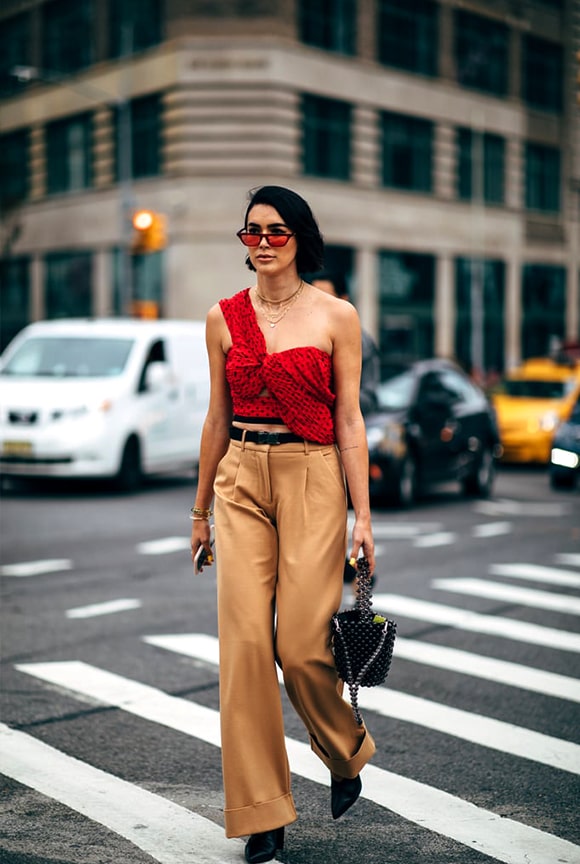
[0,318,209,489]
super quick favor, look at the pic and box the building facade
[0,0,578,379]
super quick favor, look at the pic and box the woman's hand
[349,516,375,576]
[191,520,214,572]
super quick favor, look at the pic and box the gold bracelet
[190,515,210,522]
[190,506,213,520]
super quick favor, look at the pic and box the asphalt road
[1,466,579,864]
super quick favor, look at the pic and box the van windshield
[1,337,135,378]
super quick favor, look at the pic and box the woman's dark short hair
[242,185,325,274]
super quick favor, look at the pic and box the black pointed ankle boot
[331,774,362,819]
[244,826,285,863]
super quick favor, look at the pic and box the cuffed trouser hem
[310,727,376,779]
[225,793,298,839]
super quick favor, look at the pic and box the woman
[191,185,376,864]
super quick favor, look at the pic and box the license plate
[2,441,33,456]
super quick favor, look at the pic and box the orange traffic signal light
[131,209,166,253]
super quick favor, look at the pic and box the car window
[438,369,480,404]
[138,339,167,392]
[1,337,134,378]
[503,379,568,398]
[376,370,415,410]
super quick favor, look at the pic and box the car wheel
[550,468,576,490]
[395,454,418,508]
[463,444,495,498]
[115,436,142,492]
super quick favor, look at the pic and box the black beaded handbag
[331,557,397,725]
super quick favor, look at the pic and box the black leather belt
[230,426,305,445]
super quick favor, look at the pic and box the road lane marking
[474,499,570,517]
[413,532,456,548]
[393,637,580,703]
[372,594,580,653]
[0,723,243,864]
[136,537,190,555]
[489,564,580,588]
[1,559,73,577]
[66,599,142,619]
[433,577,580,615]
[556,554,580,568]
[472,521,512,538]
[145,633,580,775]
[15,662,580,864]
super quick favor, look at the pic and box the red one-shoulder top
[219,288,335,444]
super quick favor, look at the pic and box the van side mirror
[145,361,171,391]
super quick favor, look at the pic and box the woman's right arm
[191,304,232,561]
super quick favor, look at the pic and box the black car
[550,398,580,489]
[365,359,501,506]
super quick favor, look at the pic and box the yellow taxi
[492,357,580,464]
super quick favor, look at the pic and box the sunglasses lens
[238,232,260,246]
[268,234,291,247]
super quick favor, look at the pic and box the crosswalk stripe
[14,661,580,864]
[394,637,580,703]
[474,499,571,517]
[66,599,142,619]
[145,633,580,775]
[433,577,580,615]
[1,559,73,577]
[413,532,456,548]
[472,521,512,538]
[372,593,580,653]
[136,537,190,555]
[556,554,580,567]
[0,723,244,864]
[488,564,580,588]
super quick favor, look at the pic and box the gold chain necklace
[255,280,304,328]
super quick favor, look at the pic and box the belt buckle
[257,431,281,445]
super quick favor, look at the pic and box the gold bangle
[190,515,209,522]
[190,506,213,519]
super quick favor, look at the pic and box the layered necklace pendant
[255,280,304,328]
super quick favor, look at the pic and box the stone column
[435,253,454,358]
[505,255,521,370]
[356,245,379,343]
[31,255,44,321]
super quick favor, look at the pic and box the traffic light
[131,209,166,253]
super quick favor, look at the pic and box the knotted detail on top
[219,288,335,444]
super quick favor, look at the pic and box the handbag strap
[354,557,375,620]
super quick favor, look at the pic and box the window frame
[301,93,352,181]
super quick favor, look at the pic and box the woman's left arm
[332,303,375,574]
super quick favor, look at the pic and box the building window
[454,10,508,96]
[302,94,351,180]
[45,253,93,319]
[0,12,31,97]
[298,0,356,55]
[43,0,94,75]
[456,129,505,205]
[46,113,93,194]
[378,251,435,370]
[455,259,505,377]
[525,143,560,213]
[114,94,163,181]
[377,0,438,77]
[381,111,433,193]
[109,0,162,58]
[112,248,164,318]
[521,265,566,358]
[0,258,30,352]
[522,36,563,112]
[0,129,30,210]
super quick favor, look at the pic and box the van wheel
[116,437,142,492]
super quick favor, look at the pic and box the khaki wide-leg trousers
[213,436,376,838]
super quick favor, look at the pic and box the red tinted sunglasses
[236,230,295,248]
